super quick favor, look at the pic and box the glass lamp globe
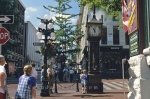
[50,32,56,40]
[39,23,46,29]
[41,35,45,40]
[48,23,53,29]
[44,14,51,20]
[40,40,44,43]
[36,32,42,39]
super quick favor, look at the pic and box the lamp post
[37,16,55,96]
[54,70,58,93]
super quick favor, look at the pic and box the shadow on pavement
[105,92,128,94]
[73,94,112,98]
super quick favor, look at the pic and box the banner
[122,0,138,34]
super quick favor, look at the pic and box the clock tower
[86,6,103,93]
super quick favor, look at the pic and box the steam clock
[86,7,103,93]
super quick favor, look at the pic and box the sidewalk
[7,80,128,99]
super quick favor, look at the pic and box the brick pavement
[7,79,128,99]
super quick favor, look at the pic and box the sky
[21,0,80,28]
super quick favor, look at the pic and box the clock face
[89,25,100,37]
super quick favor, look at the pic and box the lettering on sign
[0,32,9,39]
[0,27,10,45]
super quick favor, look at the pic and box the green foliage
[76,0,121,15]
[43,0,82,60]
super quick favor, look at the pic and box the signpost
[0,15,14,24]
[33,42,44,46]
[0,27,10,45]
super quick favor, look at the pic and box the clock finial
[93,5,96,19]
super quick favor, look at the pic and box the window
[101,26,107,44]
[113,26,119,44]
[125,32,129,45]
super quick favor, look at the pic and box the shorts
[81,80,87,87]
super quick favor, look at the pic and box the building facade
[0,0,25,75]
[77,6,129,78]
[24,21,42,69]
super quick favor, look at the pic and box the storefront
[99,46,129,78]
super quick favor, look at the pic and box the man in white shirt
[0,55,7,98]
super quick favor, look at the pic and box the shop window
[113,26,119,44]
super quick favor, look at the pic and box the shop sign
[129,32,139,56]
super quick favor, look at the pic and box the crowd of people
[0,54,88,99]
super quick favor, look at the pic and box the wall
[25,21,42,68]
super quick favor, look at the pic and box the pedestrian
[15,65,36,99]
[80,69,88,94]
[69,68,74,82]
[63,67,68,82]
[0,55,16,99]
[0,55,7,99]
[47,66,54,94]
[31,63,38,87]
[31,63,38,80]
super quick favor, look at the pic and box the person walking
[15,65,36,99]
[80,70,88,94]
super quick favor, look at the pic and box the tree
[42,0,82,62]
[76,0,123,29]
[76,0,121,15]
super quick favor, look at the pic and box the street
[7,72,129,99]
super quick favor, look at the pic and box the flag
[122,0,129,32]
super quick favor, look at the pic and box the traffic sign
[33,42,44,46]
[0,15,14,24]
[0,27,10,45]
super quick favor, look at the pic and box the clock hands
[93,28,96,33]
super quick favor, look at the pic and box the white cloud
[26,7,38,12]
[25,7,38,20]
[71,17,77,25]
[26,14,30,19]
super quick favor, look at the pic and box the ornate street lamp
[86,5,104,93]
[37,15,55,96]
